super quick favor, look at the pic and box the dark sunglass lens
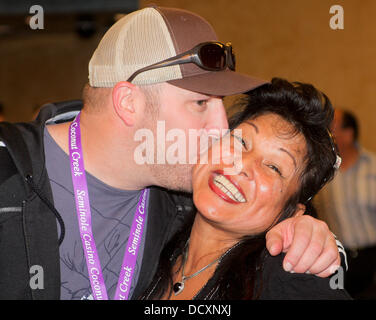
[199,44,226,70]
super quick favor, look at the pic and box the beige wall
[0,32,102,121]
[1,0,375,151]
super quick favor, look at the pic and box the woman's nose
[238,152,256,181]
[222,144,256,179]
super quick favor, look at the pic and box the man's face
[331,110,352,152]
[141,82,229,192]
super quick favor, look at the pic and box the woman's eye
[232,134,247,149]
[268,164,283,177]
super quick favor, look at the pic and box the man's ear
[112,81,137,127]
[294,203,306,217]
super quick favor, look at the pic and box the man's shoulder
[0,100,83,179]
[360,147,376,163]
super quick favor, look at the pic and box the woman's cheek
[193,189,223,218]
[259,183,269,194]
[257,177,283,203]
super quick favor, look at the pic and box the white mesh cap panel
[89,7,183,87]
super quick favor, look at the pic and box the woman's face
[192,113,307,237]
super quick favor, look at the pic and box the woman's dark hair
[141,78,338,300]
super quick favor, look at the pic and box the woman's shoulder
[258,253,352,300]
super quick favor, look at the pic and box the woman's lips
[208,170,246,204]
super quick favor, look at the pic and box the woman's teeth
[213,174,246,203]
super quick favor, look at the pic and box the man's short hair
[81,83,111,112]
[341,110,359,142]
[82,82,161,116]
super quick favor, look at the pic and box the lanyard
[69,113,148,300]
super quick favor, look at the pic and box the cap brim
[167,69,268,96]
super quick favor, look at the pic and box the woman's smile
[208,170,247,204]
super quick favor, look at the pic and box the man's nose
[204,98,228,139]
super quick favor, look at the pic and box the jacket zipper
[21,200,34,300]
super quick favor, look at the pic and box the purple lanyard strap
[69,113,148,300]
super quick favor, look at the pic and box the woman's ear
[112,81,137,126]
[294,203,306,217]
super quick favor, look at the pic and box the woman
[140,78,350,300]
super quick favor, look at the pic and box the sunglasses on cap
[127,41,236,83]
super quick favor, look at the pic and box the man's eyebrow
[279,147,297,169]
[244,121,259,133]
[193,92,211,99]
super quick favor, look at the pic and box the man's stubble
[139,85,194,193]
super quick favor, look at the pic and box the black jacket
[0,101,193,300]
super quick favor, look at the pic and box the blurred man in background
[315,109,376,299]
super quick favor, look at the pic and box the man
[315,109,376,298]
[0,6,342,300]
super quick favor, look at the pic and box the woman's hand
[266,215,342,277]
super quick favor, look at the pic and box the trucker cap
[89,6,267,96]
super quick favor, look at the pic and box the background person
[315,109,376,299]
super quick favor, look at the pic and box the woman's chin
[194,190,231,221]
